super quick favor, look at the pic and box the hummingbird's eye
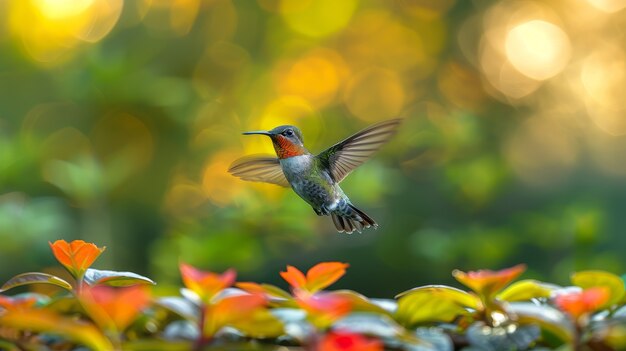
[283,129,294,136]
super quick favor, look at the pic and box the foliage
[2,0,626,304]
[2,241,626,350]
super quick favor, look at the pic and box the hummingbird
[228,119,402,233]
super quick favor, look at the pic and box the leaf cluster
[1,241,626,351]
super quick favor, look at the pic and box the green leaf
[0,272,72,292]
[46,295,87,315]
[571,270,625,307]
[0,340,18,351]
[497,280,553,302]
[121,340,192,351]
[395,285,480,327]
[84,268,155,287]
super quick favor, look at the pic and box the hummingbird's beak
[242,130,272,136]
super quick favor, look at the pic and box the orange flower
[280,262,349,293]
[452,264,526,300]
[294,290,352,329]
[49,240,105,280]
[179,263,236,303]
[318,331,383,351]
[80,285,151,333]
[554,287,610,320]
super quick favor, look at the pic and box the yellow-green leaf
[497,280,553,302]
[333,289,390,316]
[0,309,113,351]
[1,272,72,292]
[229,309,284,338]
[395,285,480,327]
[571,270,625,307]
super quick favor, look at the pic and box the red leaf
[280,265,307,290]
[318,331,383,351]
[294,290,352,329]
[49,240,105,280]
[203,293,267,337]
[80,285,151,332]
[554,287,610,320]
[280,262,349,293]
[452,264,526,300]
[306,262,349,293]
[179,263,236,303]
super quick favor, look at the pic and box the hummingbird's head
[243,125,307,159]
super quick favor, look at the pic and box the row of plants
[0,240,625,350]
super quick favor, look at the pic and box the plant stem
[194,305,208,351]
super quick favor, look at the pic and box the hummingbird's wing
[317,118,402,183]
[228,155,290,187]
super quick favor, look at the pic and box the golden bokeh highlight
[204,0,238,41]
[344,67,405,122]
[341,10,429,74]
[281,0,357,38]
[275,49,348,109]
[33,0,95,19]
[243,96,322,155]
[581,45,626,135]
[438,61,486,111]
[257,0,313,13]
[202,149,273,207]
[505,20,571,80]
[586,0,626,13]
[581,45,626,108]
[140,0,201,37]
[479,43,540,100]
[478,1,566,100]
[9,0,122,64]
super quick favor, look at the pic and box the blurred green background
[1,0,626,297]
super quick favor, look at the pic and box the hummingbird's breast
[279,155,341,210]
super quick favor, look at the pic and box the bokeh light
[9,0,122,64]
[2,0,626,299]
[586,0,626,13]
[281,0,357,38]
[505,20,570,80]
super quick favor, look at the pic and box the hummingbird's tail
[331,204,377,234]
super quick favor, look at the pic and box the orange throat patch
[273,135,305,159]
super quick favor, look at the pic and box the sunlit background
[1,0,626,297]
